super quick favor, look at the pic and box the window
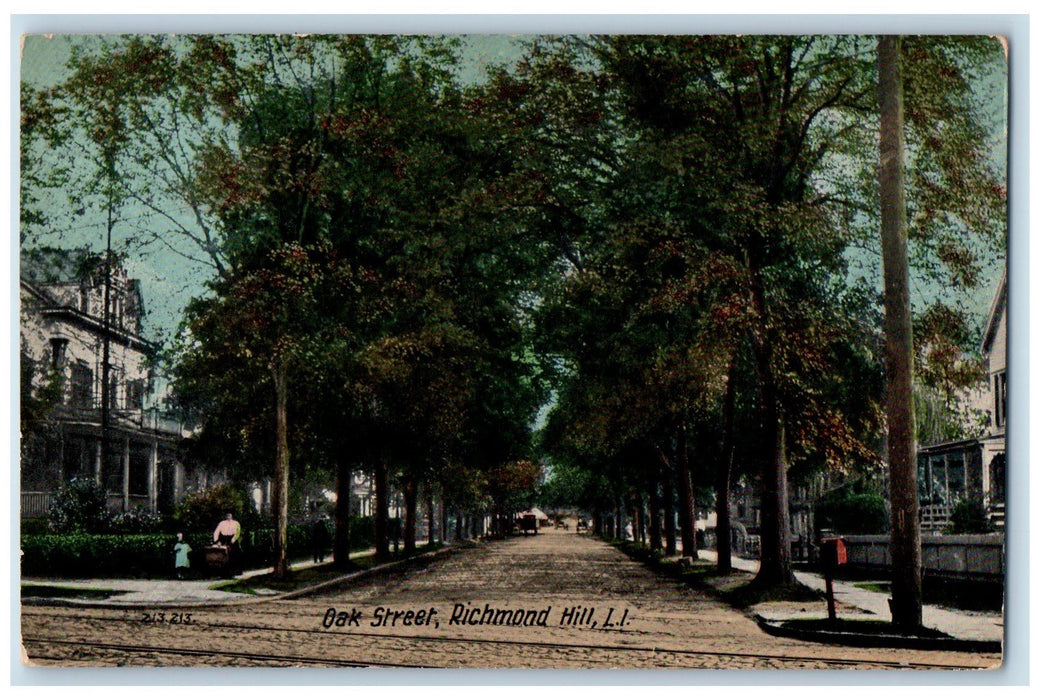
[989,454,1006,503]
[994,371,1007,429]
[946,453,965,496]
[21,353,37,398]
[49,338,68,370]
[929,455,948,504]
[125,379,144,410]
[129,452,149,496]
[921,450,972,506]
[107,376,120,409]
[69,362,93,408]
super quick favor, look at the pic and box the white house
[20,247,192,518]
[916,271,1007,531]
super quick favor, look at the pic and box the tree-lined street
[20,33,1008,658]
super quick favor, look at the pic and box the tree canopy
[21,33,1006,591]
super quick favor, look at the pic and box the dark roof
[918,437,981,455]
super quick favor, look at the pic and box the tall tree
[878,34,922,629]
[174,242,356,576]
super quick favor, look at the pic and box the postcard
[16,27,1010,672]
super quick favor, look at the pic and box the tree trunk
[648,467,663,553]
[747,254,794,587]
[676,427,698,559]
[403,475,417,554]
[374,459,389,556]
[879,33,923,629]
[753,405,793,587]
[750,355,793,588]
[333,460,351,568]
[99,200,114,489]
[716,365,737,575]
[631,494,642,543]
[663,462,677,555]
[428,487,437,546]
[271,360,290,579]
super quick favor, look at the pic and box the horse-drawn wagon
[518,512,538,535]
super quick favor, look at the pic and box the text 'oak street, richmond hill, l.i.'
[321,603,631,630]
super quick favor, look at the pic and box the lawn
[211,544,445,595]
[21,584,128,600]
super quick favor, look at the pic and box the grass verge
[21,584,128,600]
[611,540,823,608]
[211,543,446,596]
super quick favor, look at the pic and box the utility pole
[99,191,114,490]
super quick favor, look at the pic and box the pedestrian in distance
[213,512,243,575]
[173,532,192,580]
[310,515,330,563]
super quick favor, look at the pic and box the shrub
[21,533,177,578]
[944,498,993,534]
[21,517,50,535]
[48,478,109,534]
[21,515,380,578]
[107,507,166,534]
[348,515,375,550]
[173,483,254,534]
[815,485,889,535]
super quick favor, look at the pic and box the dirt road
[21,528,1002,670]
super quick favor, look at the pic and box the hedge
[21,533,177,578]
[20,518,374,578]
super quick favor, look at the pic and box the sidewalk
[21,552,373,606]
[696,550,1004,644]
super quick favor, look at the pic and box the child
[173,532,192,580]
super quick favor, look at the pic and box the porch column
[94,439,102,486]
[174,461,185,502]
[122,436,130,511]
[148,439,159,513]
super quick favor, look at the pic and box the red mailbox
[820,537,848,568]
[819,537,847,621]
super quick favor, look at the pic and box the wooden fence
[841,533,1004,582]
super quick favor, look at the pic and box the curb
[275,542,462,601]
[21,542,468,610]
[753,614,1003,654]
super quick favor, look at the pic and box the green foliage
[484,460,544,515]
[106,508,166,535]
[20,518,50,536]
[23,35,1006,579]
[944,498,993,534]
[346,515,376,550]
[814,482,889,535]
[914,382,988,446]
[172,483,253,534]
[48,478,109,534]
[540,461,603,510]
[21,533,177,577]
[20,523,339,578]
